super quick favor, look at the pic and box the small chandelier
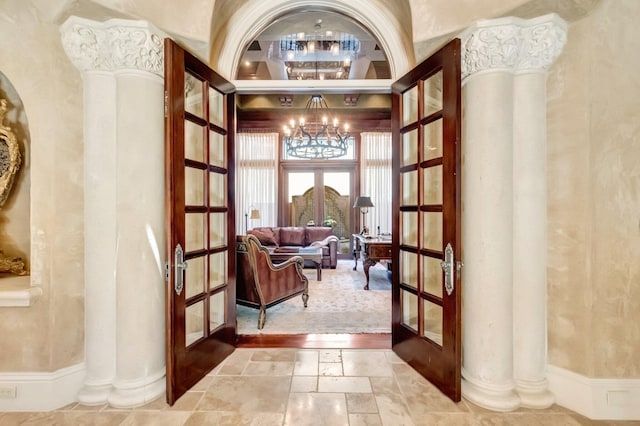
[283,95,353,159]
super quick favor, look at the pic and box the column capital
[60,16,167,76]
[460,14,567,80]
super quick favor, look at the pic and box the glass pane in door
[400,212,417,247]
[185,72,204,119]
[209,290,225,332]
[185,256,205,299]
[401,289,418,331]
[422,255,443,298]
[208,87,224,127]
[399,250,417,289]
[288,172,315,227]
[323,172,350,239]
[402,130,418,166]
[209,131,226,167]
[184,120,204,162]
[423,299,443,346]
[423,70,443,117]
[185,300,204,347]
[185,167,205,206]
[402,86,418,126]
[422,119,443,162]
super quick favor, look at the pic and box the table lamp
[245,207,260,233]
[353,196,374,235]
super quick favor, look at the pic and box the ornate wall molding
[460,14,567,80]
[61,17,167,76]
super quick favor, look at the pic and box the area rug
[237,259,391,334]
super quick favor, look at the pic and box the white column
[79,71,118,405]
[459,14,567,412]
[61,22,118,406]
[461,69,519,411]
[512,19,566,409]
[108,70,166,408]
[61,17,168,408]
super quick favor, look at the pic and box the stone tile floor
[0,349,635,425]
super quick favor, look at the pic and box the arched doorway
[210,0,415,83]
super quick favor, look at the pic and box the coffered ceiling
[236,10,391,81]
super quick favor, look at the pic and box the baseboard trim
[0,363,85,412]
[547,364,640,420]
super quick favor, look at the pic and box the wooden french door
[164,38,236,405]
[391,38,462,401]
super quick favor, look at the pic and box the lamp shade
[353,196,374,208]
[249,209,261,219]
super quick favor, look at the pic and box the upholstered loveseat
[247,226,339,269]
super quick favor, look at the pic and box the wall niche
[0,71,30,277]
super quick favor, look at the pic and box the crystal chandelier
[277,23,360,80]
[283,95,353,159]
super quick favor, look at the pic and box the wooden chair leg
[302,291,309,307]
[258,306,266,329]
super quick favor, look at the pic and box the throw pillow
[247,229,277,246]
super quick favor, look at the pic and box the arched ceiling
[40,0,601,76]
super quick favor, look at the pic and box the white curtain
[235,132,278,233]
[360,132,392,235]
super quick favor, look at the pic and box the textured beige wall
[547,12,593,376]
[0,0,84,371]
[547,0,640,377]
[409,0,528,42]
[588,0,640,377]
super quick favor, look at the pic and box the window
[361,132,392,235]
[235,133,278,232]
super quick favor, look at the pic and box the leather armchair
[236,234,309,329]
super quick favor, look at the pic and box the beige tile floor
[0,348,635,425]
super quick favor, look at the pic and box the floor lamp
[353,196,374,235]
[245,208,260,233]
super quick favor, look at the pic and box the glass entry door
[288,172,315,227]
[285,169,353,240]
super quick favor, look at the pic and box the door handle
[174,243,188,296]
[440,243,454,296]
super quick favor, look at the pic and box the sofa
[247,226,339,269]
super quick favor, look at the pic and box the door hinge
[164,90,168,117]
